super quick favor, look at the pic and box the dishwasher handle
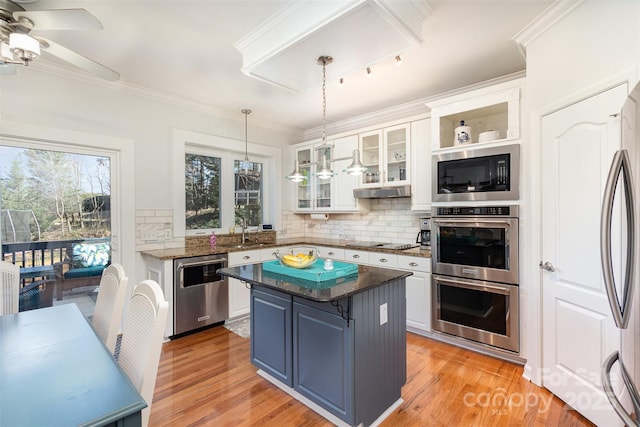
[176,258,227,270]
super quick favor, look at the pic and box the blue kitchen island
[218,262,411,427]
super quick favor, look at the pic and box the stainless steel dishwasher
[173,254,228,336]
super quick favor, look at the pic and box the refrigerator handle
[601,149,636,329]
[602,351,640,426]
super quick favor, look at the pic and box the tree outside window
[0,147,111,242]
[185,154,221,230]
[234,160,262,227]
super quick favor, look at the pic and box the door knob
[539,261,555,272]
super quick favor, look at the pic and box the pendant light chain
[321,58,327,146]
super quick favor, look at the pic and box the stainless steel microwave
[432,144,520,202]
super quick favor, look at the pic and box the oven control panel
[434,205,518,217]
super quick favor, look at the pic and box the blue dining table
[0,303,146,426]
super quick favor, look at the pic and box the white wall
[521,0,640,384]
[0,67,300,285]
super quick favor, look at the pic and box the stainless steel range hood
[353,185,411,199]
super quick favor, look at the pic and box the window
[184,149,266,234]
[0,146,112,243]
[185,154,221,230]
[234,160,263,227]
[173,129,281,238]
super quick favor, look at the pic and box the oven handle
[600,149,635,329]
[432,218,515,227]
[434,275,512,296]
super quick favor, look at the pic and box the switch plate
[164,229,172,239]
[380,303,388,326]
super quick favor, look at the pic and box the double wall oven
[431,205,519,353]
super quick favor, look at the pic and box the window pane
[185,154,221,230]
[234,160,262,227]
[0,146,111,243]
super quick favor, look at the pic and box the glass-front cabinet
[292,135,361,213]
[295,147,313,209]
[294,144,333,211]
[359,123,410,187]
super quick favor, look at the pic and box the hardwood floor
[150,326,595,426]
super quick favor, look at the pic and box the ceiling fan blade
[38,37,119,81]
[14,9,103,31]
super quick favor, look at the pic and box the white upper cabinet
[427,79,523,152]
[292,136,362,213]
[359,123,410,187]
[410,118,431,211]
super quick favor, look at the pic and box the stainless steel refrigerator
[602,80,640,426]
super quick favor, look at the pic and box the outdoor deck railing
[2,238,111,269]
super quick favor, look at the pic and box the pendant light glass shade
[316,155,335,180]
[344,149,367,175]
[286,160,305,182]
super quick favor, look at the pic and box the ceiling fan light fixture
[344,149,367,176]
[0,42,13,63]
[9,33,40,64]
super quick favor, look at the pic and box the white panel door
[541,84,627,426]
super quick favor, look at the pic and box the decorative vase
[454,120,472,146]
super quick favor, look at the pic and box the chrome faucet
[241,217,247,244]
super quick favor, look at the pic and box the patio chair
[0,260,20,315]
[92,263,129,356]
[54,241,111,300]
[117,279,168,427]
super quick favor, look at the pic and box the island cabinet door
[293,300,354,424]
[250,287,293,387]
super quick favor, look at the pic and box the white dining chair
[117,279,168,427]
[0,260,20,315]
[92,263,129,355]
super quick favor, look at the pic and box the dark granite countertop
[140,237,431,260]
[218,263,412,302]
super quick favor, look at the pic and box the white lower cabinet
[228,246,291,320]
[322,247,431,333]
[344,249,369,264]
[397,255,430,334]
[315,246,345,261]
[228,249,261,319]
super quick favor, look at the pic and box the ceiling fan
[0,0,119,81]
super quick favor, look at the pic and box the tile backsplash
[281,199,428,245]
[137,199,428,251]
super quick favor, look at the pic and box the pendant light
[344,149,367,176]
[285,55,366,181]
[286,160,305,182]
[239,108,252,173]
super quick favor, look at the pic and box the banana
[279,251,316,268]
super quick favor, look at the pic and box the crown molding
[303,71,526,139]
[303,98,429,140]
[15,60,304,140]
[512,0,585,58]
